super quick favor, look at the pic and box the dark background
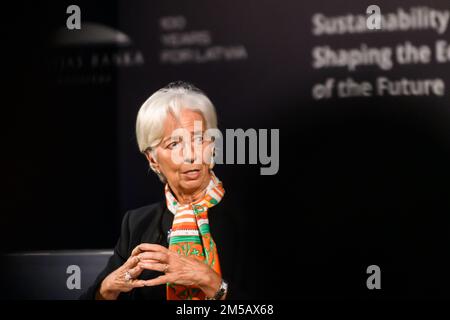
[3,0,450,298]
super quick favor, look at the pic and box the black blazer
[80,195,245,300]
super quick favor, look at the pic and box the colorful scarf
[164,170,225,300]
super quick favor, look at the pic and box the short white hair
[136,81,218,180]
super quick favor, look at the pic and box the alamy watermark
[66,264,81,290]
[158,121,279,175]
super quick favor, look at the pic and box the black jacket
[80,195,245,300]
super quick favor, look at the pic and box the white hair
[136,81,218,181]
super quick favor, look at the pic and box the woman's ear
[145,150,160,174]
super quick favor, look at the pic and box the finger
[132,243,168,256]
[129,279,146,288]
[136,258,159,264]
[131,244,144,257]
[121,255,140,270]
[138,262,169,273]
[137,252,168,263]
[143,274,172,287]
[127,265,143,278]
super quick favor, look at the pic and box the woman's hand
[135,243,223,299]
[96,253,146,300]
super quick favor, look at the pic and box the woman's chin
[180,179,203,190]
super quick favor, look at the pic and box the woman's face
[147,108,213,198]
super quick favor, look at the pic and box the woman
[82,81,242,300]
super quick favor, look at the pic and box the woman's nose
[183,142,197,163]
[184,154,195,163]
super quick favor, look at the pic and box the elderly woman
[82,82,240,300]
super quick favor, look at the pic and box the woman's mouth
[182,169,201,180]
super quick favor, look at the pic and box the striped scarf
[164,170,225,300]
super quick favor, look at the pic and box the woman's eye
[167,141,180,149]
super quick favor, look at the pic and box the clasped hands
[97,243,222,300]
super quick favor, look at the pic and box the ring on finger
[163,264,169,273]
[124,271,133,282]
